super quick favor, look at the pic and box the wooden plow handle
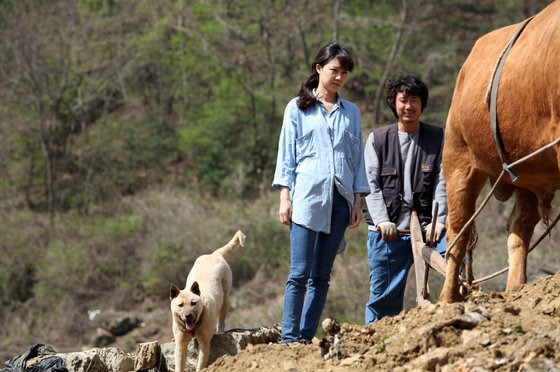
[410,208,447,307]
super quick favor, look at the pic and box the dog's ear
[190,281,201,296]
[169,284,180,300]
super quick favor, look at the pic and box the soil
[205,272,560,371]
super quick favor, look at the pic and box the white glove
[425,222,446,243]
[377,221,397,242]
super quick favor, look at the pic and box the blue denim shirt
[272,96,370,234]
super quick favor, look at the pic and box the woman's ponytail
[296,72,319,110]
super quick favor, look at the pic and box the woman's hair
[296,42,354,110]
[385,74,429,118]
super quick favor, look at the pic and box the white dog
[169,230,245,372]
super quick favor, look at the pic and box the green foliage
[136,190,290,294]
[33,240,87,304]
[217,193,291,280]
[140,239,186,293]
[77,0,115,14]
[98,214,143,238]
[3,0,550,209]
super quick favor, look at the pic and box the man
[363,74,447,324]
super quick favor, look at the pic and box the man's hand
[425,222,445,243]
[278,187,292,226]
[377,221,397,241]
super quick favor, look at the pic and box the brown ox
[440,1,560,303]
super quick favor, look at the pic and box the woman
[272,42,369,343]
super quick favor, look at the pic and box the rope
[508,137,560,168]
[473,210,560,284]
[447,136,560,254]
[446,170,506,253]
[445,136,560,287]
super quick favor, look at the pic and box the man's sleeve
[433,132,447,224]
[364,131,390,224]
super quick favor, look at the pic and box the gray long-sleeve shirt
[364,128,447,231]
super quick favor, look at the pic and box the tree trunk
[333,0,343,43]
[38,117,55,223]
[372,0,409,126]
[299,25,310,70]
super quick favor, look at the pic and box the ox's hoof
[459,283,470,298]
[438,290,464,304]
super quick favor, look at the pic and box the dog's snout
[185,313,194,322]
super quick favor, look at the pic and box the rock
[57,350,106,372]
[320,318,342,361]
[96,347,134,372]
[160,342,176,371]
[321,318,340,334]
[91,327,116,348]
[134,341,167,371]
[511,332,559,367]
[503,305,521,315]
[338,354,363,367]
[135,341,158,370]
[54,348,135,372]
[406,347,452,371]
[105,315,143,336]
[461,329,490,347]
[461,329,482,346]
[10,326,281,372]
[93,310,143,337]
[520,357,560,371]
[15,347,133,372]
[159,326,281,370]
[440,353,495,372]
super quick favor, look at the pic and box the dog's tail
[213,230,245,260]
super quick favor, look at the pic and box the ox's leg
[439,164,486,303]
[505,188,540,290]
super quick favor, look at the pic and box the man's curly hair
[385,74,428,119]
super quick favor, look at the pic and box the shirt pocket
[380,166,398,189]
[420,161,436,186]
[343,130,361,168]
[295,129,317,164]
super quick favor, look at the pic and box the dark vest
[364,122,444,226]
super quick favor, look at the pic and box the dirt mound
[206,272,560,371]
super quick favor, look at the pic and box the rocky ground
[5,272,560,371]
[206,272,560,372]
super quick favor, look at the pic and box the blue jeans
[364,230,447,324]
[281,188,350,342]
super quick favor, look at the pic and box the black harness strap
[488,16,534,182]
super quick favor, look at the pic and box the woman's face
[316,58,349,95]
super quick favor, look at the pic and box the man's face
[395,91,422,125]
